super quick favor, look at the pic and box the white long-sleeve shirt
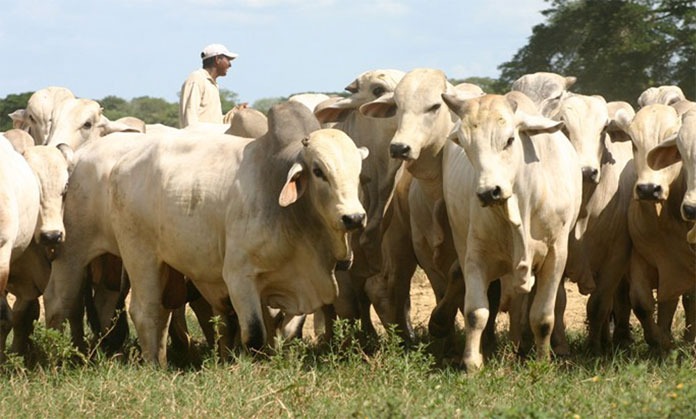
[179,68,223,128]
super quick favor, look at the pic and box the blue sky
[0,0,549,104]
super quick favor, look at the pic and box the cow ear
[8,109,29,129]
[515,111,563,133]
[279,162,306,207]
[611,108,633,134]
[447,120,463,146]
[359,92,396,118]
[314,97,359,123]
[55,143,75,173]
[647,135,681,170]
[98,115,145,136]
[565,76,577,89]
[358,146,369,160]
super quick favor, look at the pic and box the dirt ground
[300,268,593,339]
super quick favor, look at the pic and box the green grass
[1,319,696,418]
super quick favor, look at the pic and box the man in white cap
[179,43,239,128]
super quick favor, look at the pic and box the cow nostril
[581,167,599,183]
[683,204,696,221]
[636,184,660,201]
[389,143,411,159]
[342,213,366,230]
[477,186,503,207]
[491,186,501,200]
[39,231,63,244]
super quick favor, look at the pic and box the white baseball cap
[201,44,239,61]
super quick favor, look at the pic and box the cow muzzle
[341,213,366,231]
[682,203,696,221]
[635,183,663,201]
[389,143,414,161]
[477,186,504,207]
[581,167,599,184]
[39,230,64,245]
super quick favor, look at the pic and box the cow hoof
[462,355,483,373]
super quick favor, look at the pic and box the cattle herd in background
[1,70,695,372]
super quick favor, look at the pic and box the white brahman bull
[550,95,635,353]
[8,87,75,144]
[440,91,582,371]
[313,69,410,338]
[615,104,695,350]
[0,134,73,356]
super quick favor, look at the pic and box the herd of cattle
[1,70,695,372]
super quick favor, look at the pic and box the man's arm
[179,80,202,128]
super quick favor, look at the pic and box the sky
[0,0,549,104]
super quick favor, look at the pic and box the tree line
[1,0,693,132]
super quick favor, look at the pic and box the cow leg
[530,248,565,361]
[682,290,696,343]
[189,296,216,348]
[550,280,569,356]
[461,258,491,372]
[656,298,678,350]
[280,314,306,340]
[429,264,465,338]
[508,289,534,356]
[223,256,265,352]
[9,296,39,355]
[44,256,89,346]
[124,256,171,366]
[629,252,662,350]
[586,259,627,354]
[611,276,633,347]
[0,293,11,361]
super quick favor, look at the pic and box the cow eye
[82,121,92,130]
[29,114,35,122]
[372,86,386,97]
[313,167,326,181]
[504,136,514,149]
[428,103,441,113]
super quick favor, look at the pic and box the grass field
[1,315,696,418]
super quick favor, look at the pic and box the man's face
[216,55,232,77]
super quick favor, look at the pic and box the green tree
[497,0,695,104]
[0,92,33,131]
[220,88,239,114]
[252,97,286,114]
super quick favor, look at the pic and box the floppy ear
[611,108,634,134]
[647,135,681,170]
[515,111,563,132]
[447,119,463,146]
[359,92,396,118]
[8,109,29,129]
[279,162,306,207]
[55,143,75,174]
[358,146,369,160]
[98,115,145,136]
[441,89,482,115]
[314,96,360,123]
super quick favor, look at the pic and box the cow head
[22,144,75,248]
[511,72,577,117]
[615,104,682,202]
[360,69,467,163]
[278,129,368,260]
[552,94,610,184]
[45,98,144,150]
[8,87,75,145]
[638,85,686,108]
[442,91,562,207]
[314,69,405,124]
[647,108,696,242]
